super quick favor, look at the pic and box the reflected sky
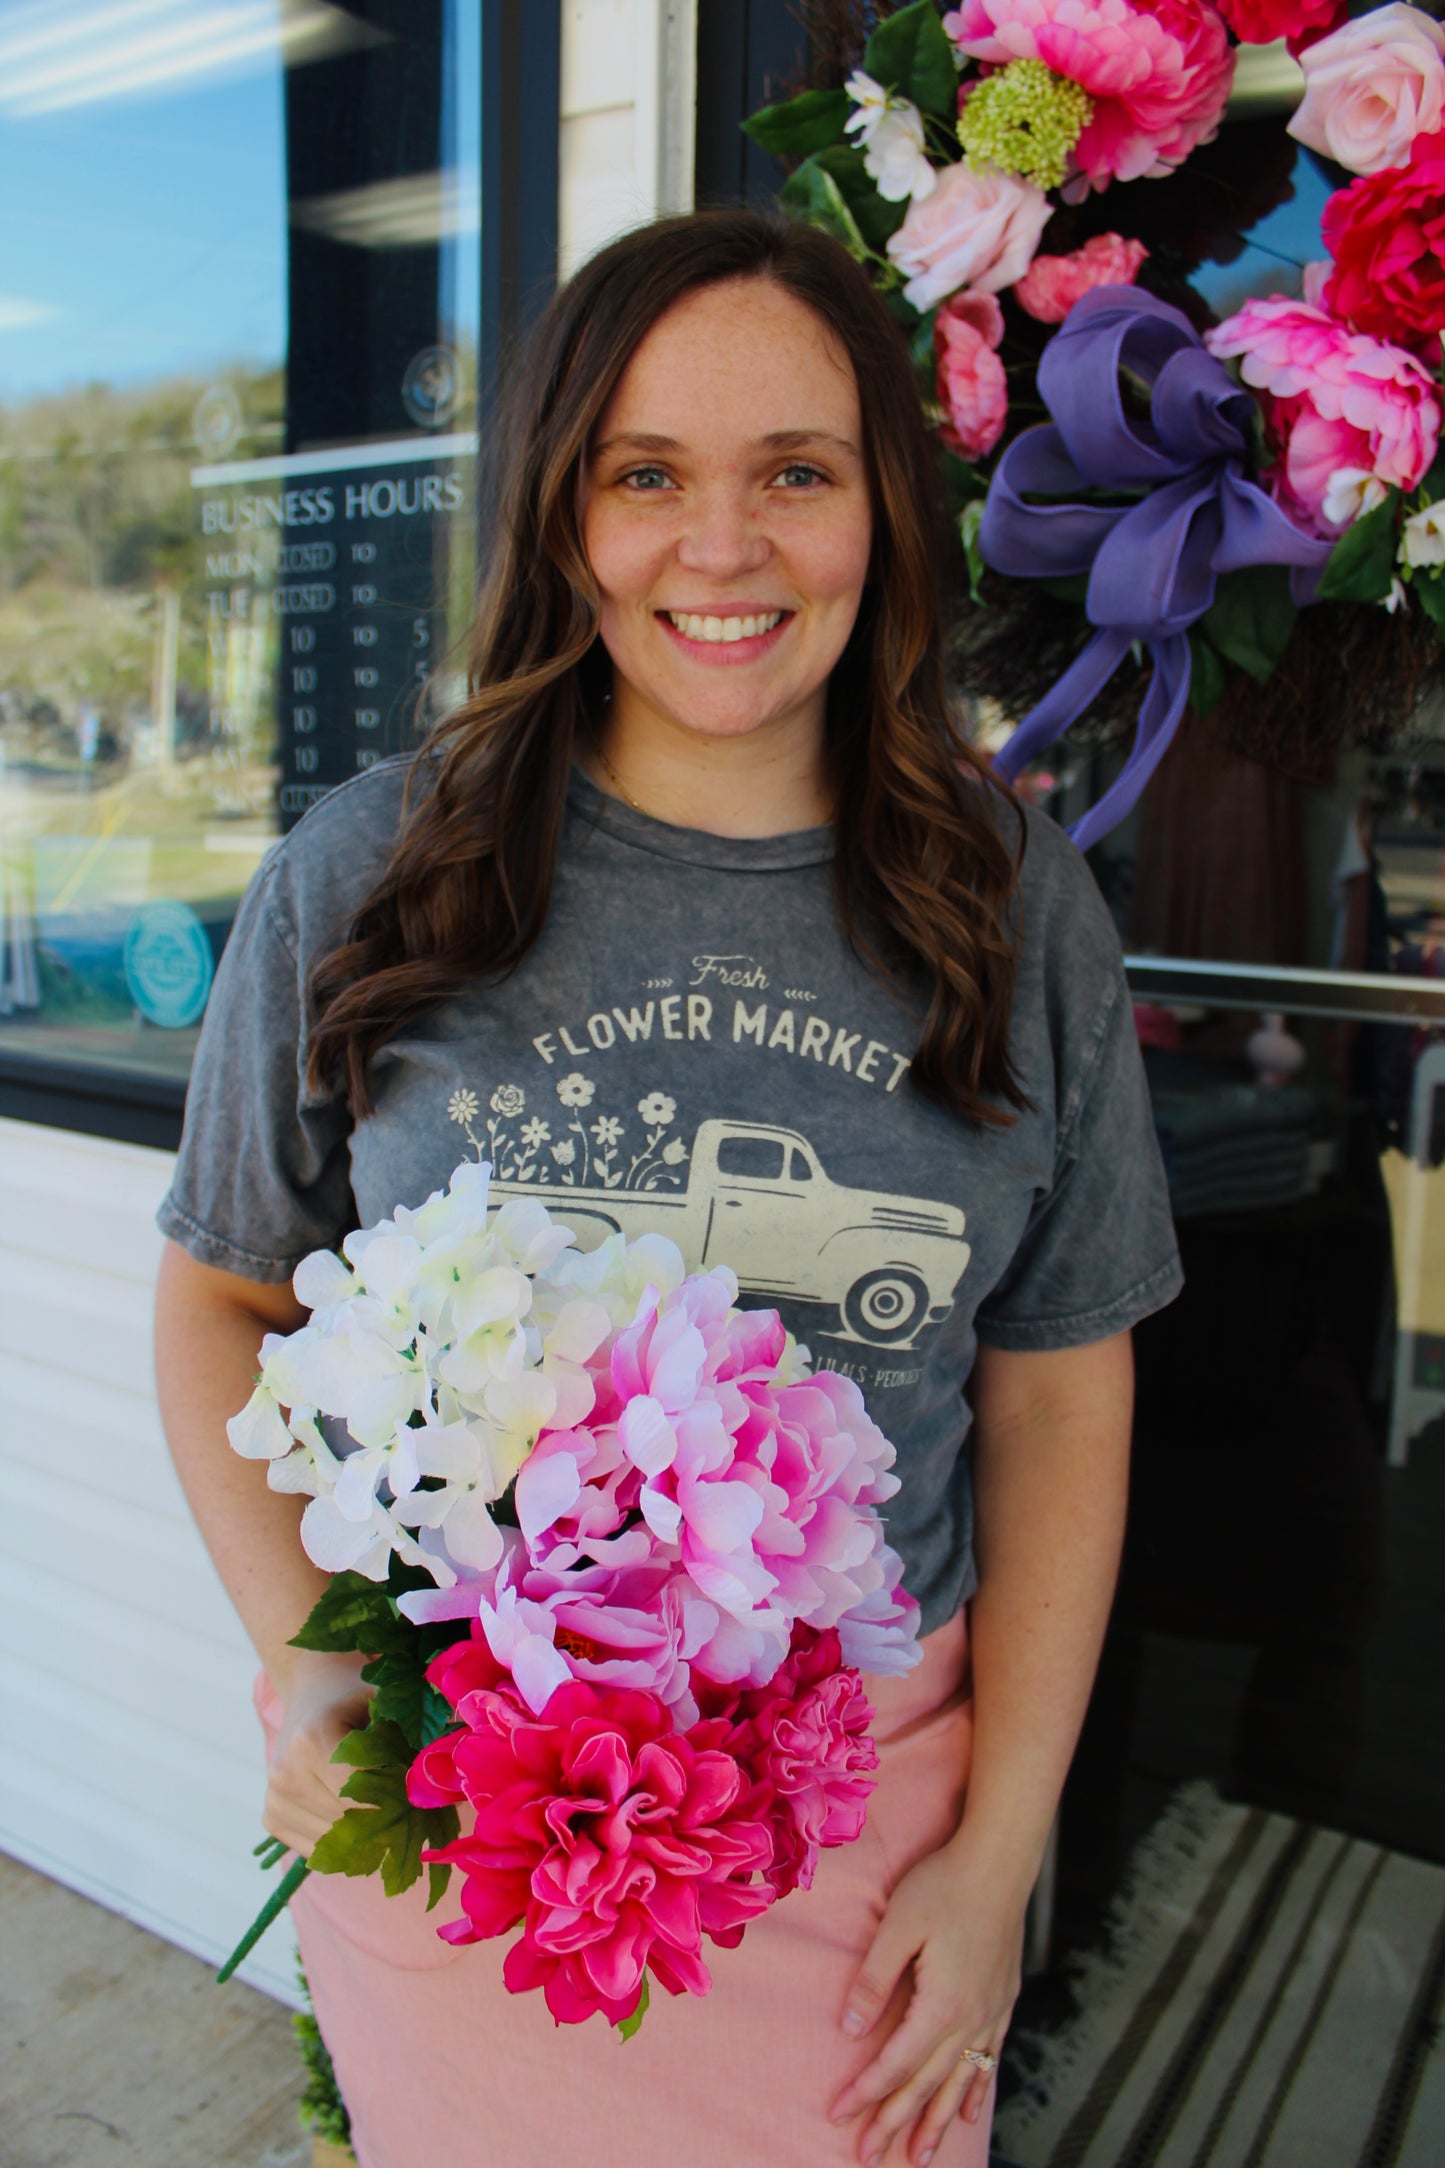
[0,0,480,402]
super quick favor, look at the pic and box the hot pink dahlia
[414,1679,776,2025]
[945,0,1235,189]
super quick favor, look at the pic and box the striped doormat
[992,1783,1445,2168]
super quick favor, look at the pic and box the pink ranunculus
[416,1679,777,2025]
[945,0,1235,191]
[1289,5,1445,176]
[884,157,1052,312]
[1014,233,1149,322]
[935,290,1009,459]
[1322,127,1445,352]
[1205,295,1441,536]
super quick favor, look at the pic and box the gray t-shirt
[159,759,1181,1633]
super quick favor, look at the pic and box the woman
[154,211,1180,2168]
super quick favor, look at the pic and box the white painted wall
[559,0,696,281]
[0,2,698,2006]
[0,1118,299,2002]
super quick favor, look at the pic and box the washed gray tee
[159,760,1182,1633]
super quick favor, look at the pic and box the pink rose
[885,158,1052,311]
[944,0,1235,191]
[1014,233,1149,322]
[1288,3,1445,175]
[1205,295,1441,536]
[935,290,1009,459]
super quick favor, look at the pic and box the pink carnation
[415,1679,777,2026]
[945,0,1234,190]
[697,1627,880,1898]
[1205,295,1441,536]
[1014,233,1149,322]
[935,291,1009,458]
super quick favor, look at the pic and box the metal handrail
[1123,956,1445,1026]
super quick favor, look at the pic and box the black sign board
[193,433,475,826]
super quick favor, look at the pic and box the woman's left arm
[831,1331,1135,2167]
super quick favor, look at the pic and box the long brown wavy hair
[308,210,1026,1123]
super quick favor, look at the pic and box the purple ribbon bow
[979,286,1333,851]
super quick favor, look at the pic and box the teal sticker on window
[124,901,214,1029]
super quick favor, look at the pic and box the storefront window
[0,0,483,1094]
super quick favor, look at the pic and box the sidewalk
[0,1851,307,2168]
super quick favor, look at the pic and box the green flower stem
[216,1857,311,1984]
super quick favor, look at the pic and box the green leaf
[742,87,851,157]
[959,500,987,606]
[1415,569,1445,634]
[1187,627,1228,716]
[1041,572,1090,605]
[1317,493,1399,603]
[1199,565,1297,681]
[308,1717,459,1901]
[863,0,960,119]
[782,145,908,257]
[290,1571,398,1654]
[616,1972,650,2042]
[779,155,871,265]
[940,447,986,519]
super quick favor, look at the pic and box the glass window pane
[0,0,481,1083]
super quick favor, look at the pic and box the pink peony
[1014,232,1149,321]
[1289,5,1445,176]
[414,1679,776,2025]
[935,290,1009,458]
[885,157,1053,311]
[945,0,1235,191]
[1205,296,1441,536]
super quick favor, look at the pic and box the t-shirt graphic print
[442,968,971,1394]
[159,760,1182,1635]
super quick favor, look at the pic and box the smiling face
[580,276,873,785]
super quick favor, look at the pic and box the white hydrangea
[225,1163,693,1587]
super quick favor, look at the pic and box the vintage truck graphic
[491,1118,970,1350]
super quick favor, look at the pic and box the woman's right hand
[264,1651,373,1857]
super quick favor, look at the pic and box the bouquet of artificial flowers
[221,1162,920,2032]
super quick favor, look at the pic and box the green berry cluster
[957,58,1093,194]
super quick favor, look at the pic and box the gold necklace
[594,744,645,814]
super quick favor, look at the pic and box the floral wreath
[746,0,1445,843]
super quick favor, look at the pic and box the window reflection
[0,0,481,1080]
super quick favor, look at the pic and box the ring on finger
[960,2046,997,2076]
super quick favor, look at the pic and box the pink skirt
[257,1611,992,2168]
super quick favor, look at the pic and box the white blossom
[1401,500,1445,568]
[844,69,935,204]
[1322,467,1388,530]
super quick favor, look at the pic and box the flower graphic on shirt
[637,1092,676,1126]
[661,1136,688,1166]
[490,1084,525,1118]
[520,1118,551,1149]
[551,1138,576,1167]
[556,1072,594,1109]
[591,1115,623,1148]
[447,1088,479,1127]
